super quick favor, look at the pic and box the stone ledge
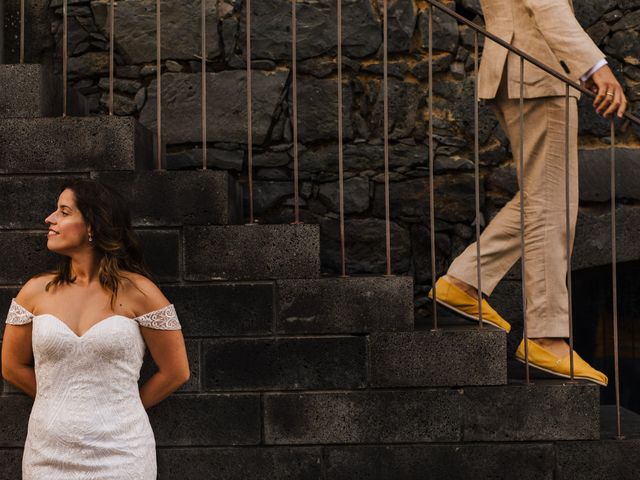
[573,203,640,271]
[0,64,87,118]
[324,444,554,480]
[0,395,33,446]
[0,229,179,285]
[462,381,600,441]
[369,326,507,387]
[263,389,462,444]
[0,116,153,173]
[159,283,275,337]
[0,171,239,228]
[276,276,414,334]
[92,170,240,226]
[184,224,320,280]
[263,382,599,444]
[202,336,367,391]
[579,147,640,202]
[148,393,261,446]
[157,447,322,479]
[0,174,88,229]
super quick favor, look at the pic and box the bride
[1,179,190,479]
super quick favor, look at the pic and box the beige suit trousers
[447,74,578,338]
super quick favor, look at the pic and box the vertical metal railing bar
[610,118,624,440]
[19,0,24,63]
[246,0,255,223]
[519,57,530,384]
[155,0,162,170]
[0,0,4,64]
[201,0,207,169]
[62,0,68,117]
[291,0,301,224]
[382,0,392,276]
[108,0,115,116]
[473,31,483,328]
[427,5,438,330]
[337,0,347,277]
[565,84,575,381]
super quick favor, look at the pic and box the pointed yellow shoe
[427,276,511,332]
[515,339,608,386]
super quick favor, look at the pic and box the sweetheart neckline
[34,313,138,339]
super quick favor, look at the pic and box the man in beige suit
[429,0,627,385]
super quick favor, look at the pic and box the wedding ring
[606,91,614,96]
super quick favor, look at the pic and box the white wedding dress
[5,297,182,480]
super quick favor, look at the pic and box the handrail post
[610,117,624,440]
[427,3,438,330]
[0,0,4,65]
[565,84,576,383]
[519,56,530,384]
[473,30,483,328]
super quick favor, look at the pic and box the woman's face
[44,188,92,254]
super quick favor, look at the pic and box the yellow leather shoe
[427,276,511,332]
[515,339,608,386]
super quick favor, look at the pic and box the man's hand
[585,65,627,119]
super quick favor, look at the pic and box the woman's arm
[129,274,190,409]
[1,278,40,399]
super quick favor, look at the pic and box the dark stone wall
[6,0,640,323]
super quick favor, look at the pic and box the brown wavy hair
[37,179,154,309]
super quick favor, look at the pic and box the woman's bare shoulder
[119,271,170,317]
[14,272,57,312]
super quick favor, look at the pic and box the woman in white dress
[1,179,190,479]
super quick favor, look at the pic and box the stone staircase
[1,62,639,480]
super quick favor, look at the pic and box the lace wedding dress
[5,297,182,480]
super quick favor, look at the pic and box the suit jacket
[477,0,604,99]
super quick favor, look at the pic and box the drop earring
[88,233,93,242]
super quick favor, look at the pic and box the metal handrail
[426,0,640,126]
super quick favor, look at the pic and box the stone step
[184,224,320,280]
[557,405,640,480]
[1,275,413,339]
[145,277,412,337]
[0,404,640,480]
[369,326,507,387]
[275,276,414,334]
[157,447,323,479]
[0,228,182,285]
[0,383,602,447]
[153,331,504,394]
[1,434,639,479]
[0,332,518,398]
[263,381,600,444]
[197,336,367,392]
[0,224,318,284]
[144,283,276,337]
[0,64,88,118]
[0,170,240,230]
[92,170,241,226]
[0,116,153,173]
[0,393,263,447]
[0,394,32,447]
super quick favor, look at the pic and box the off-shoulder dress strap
[133,303,181,330]
[6,298,35,325]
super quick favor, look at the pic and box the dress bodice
[4,298,182,480]
[6,298,181,400]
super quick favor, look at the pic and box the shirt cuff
[580,58,608,82]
